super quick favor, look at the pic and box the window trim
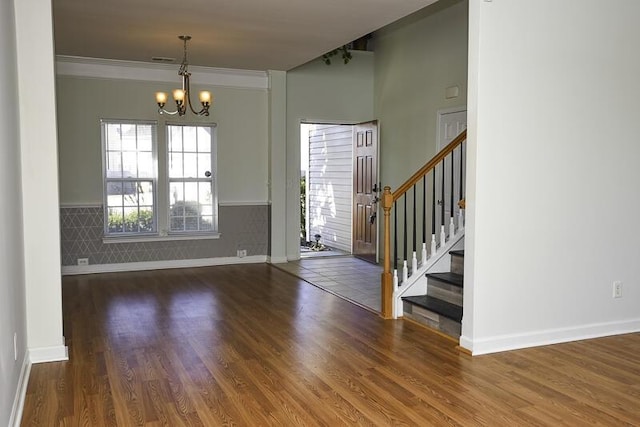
[100,119,159,237]
[165,122,219,235]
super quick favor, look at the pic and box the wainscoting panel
[60,205,269,266]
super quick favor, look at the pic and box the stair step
[426,272,463,288]
[449,251,464,275]
[403,295,463,322]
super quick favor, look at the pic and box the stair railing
[380,130,467,318]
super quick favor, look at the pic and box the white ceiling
[52,0,439,71]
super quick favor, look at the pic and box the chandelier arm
[184,74,209,116]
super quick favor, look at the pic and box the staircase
[380,129,467,331]
[403,250,464,338]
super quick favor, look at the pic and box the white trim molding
[59,203,102,209]
[61,201,269,208]
[29,344,69,364]
[218,201,270,206]
[268,256,289,264]
[9,353,31,427]
[56,56,269,90]
[461,318,640,356]
[102,232,221,244]
[62,255,267,275]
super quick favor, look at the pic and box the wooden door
[352,121,378,263]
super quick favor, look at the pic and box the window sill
[103,232,221,244]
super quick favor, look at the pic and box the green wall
[375,0,468,190]
[56,73,271,267]
[283,0,468,259]
[57,76,269,205]
[285,52,375,259]
[56,0,469,263]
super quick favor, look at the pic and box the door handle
[369,212,377,224]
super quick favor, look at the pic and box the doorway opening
[300,123,353,258]
[300,121,379,262]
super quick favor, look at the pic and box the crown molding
[55,55,268,90]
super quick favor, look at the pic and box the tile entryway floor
[275,256,382,312]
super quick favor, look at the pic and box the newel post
[381,186,394,319]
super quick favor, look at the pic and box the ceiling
[52,0,439,71]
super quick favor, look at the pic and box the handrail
[392,129,467,200]
[380,129,467,319]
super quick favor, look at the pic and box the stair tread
[426,272,463,287]
[403,296,463,322]
[449,250,464,257]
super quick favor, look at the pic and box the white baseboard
[61,255,268,275]
[9,353,31,427]
[29,345,69,364]
[268,256,288,264]
[459,335,473,353]
[462,318,640,355]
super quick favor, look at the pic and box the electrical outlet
[14,333,17,361]
[237,249,247,258]
[77,258,89,266]
[613,281,623,298]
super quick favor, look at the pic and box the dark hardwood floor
[21,264,640,426]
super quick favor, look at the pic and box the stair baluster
[380,130,466,319]
[449,152,455,238]
[431,170,436,257]
[421,175,428,265]
[412,186,417,273]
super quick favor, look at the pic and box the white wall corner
[267,70,288,262]
[29,343,69,364]
[458,335,473,354]
[9,352,32,427]
[268,256,289,264]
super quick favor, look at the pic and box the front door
[352,121,378,263]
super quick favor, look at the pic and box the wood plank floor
[21,264,640,426]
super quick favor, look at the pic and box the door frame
[299,119,379,261]
[436,107,467,227]
[436,106,467,151]
[302,122,355,255]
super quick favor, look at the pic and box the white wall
[14,0,67,363]
[464,0,640,354]
[374,0,468,190]
[286,52,375,259]
[0,1,28,424]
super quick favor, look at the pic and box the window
[101,121,217,239]
[167,124,217,233]
[102,120,157,236]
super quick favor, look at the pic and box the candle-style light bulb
[199,91,212,105]
[173,89,185,103]
[156,92,168,105]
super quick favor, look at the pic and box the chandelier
[155,35,212,116]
